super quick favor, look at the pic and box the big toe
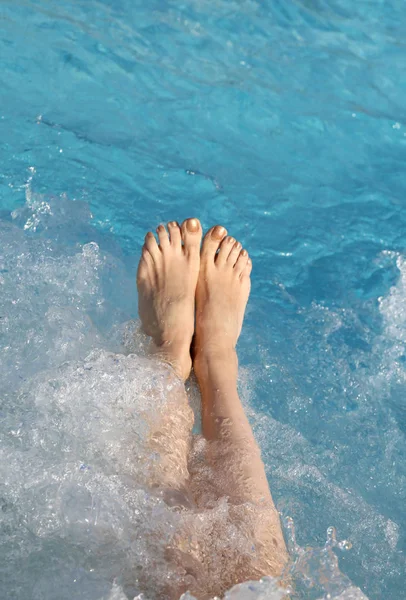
[201,225,228,262]
[181,218,203,255]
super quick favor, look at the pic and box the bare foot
[137,218,203,380]
[194,225,252,364]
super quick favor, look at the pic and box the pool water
[1,0,405,598]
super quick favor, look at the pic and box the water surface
[1,1,405,598]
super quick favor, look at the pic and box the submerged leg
[192,226,288,586]
[136,218,202,497]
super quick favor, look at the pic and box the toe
[137,248,155,284]
[156,224,170,249]
[144,232,161,261]
[167,221,182,250]
[216,236,236,266]
[241,257,252,279]
[136,258,148,283]
[234,248,249,275]
[201,225,228,262]
[181,218,202,255]
[227,240,243,267]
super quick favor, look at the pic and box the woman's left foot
[137,218,202,380]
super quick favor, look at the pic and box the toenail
[146,232,154,238]
[228,237,235,244]
[211,225,227,240]
[186,218,200,233]
[235,241,242,249]
[168,221,178,227]
[241,249,248,257]
[157,225,165,232]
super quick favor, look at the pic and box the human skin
[136,219,288,598]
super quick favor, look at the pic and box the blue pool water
[1,0,406,598]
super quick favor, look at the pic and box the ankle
[155,331,193,350]
[152,337,193,381]
[154,350,192,381]
[193,344,238,380]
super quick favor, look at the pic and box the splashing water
[284,520,367,600]
[1,0,406,593]
[0,192,374,600]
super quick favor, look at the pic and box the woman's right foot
[137,218,203,381]
[194,225,252,369]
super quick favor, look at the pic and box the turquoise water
[1,0,406,598]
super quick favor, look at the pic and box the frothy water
[2,0,406,594]
[0,192,374,599]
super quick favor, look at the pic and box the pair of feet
[137,218,252,381]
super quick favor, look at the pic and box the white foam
[0,194,373,599]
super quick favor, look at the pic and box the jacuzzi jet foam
[0,194,371,599]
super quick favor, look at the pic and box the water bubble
[0,192,370,600]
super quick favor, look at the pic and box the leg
[192,226,288,583]
[136,218,202,498]
[142,366,194,504]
